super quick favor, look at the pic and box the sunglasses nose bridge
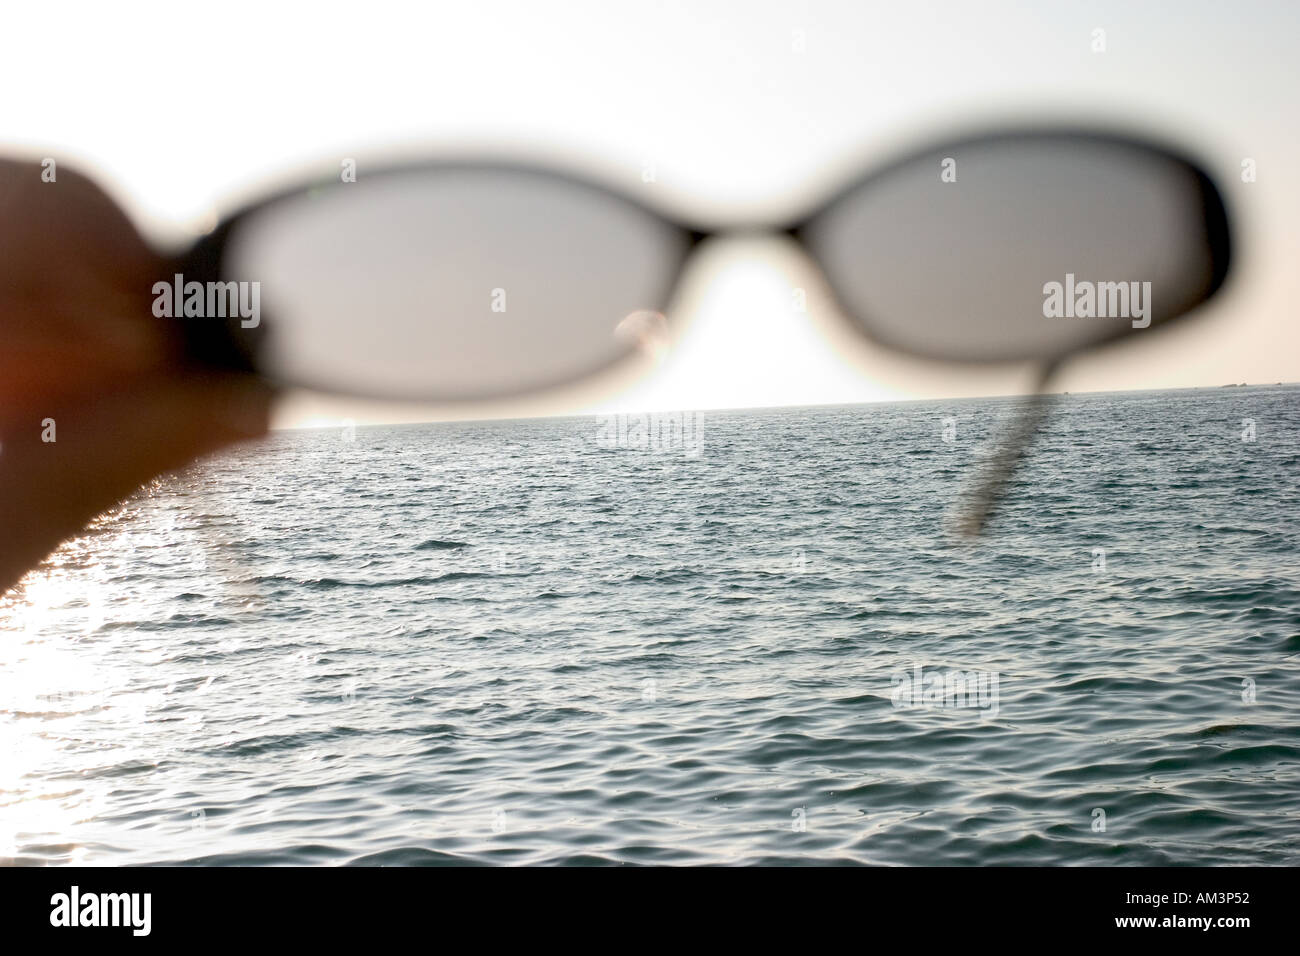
[659,226,842,333]
[680,224,814,271]
[703,223,848,318]
[663,225,796,304]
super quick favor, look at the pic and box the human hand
[0,159,273,592]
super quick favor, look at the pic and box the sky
[2,0,1296,427]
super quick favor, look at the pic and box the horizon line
[272,380,1297,431]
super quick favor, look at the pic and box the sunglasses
[172,127,1232,530]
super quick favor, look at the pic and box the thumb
[0,374,273,592]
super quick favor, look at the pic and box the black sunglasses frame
[173,126,1233,396]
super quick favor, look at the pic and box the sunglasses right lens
[804,133,1230,362]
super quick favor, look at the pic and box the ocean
[2,385,1298,865]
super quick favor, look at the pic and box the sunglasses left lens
[220,166,690,400]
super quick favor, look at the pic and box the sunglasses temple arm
[952,358,1063,538]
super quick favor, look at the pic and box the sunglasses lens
[804,134,1229,362]
[222,167,689,399]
